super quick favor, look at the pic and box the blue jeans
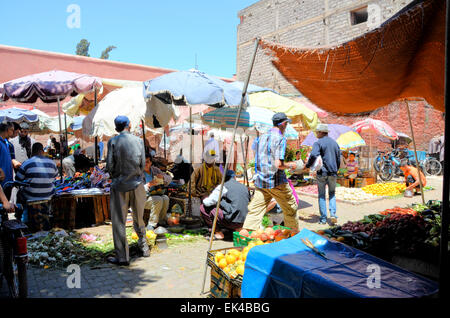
[316,174,337,222]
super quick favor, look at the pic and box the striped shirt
[15,155,58,201]
[254,128,288,189]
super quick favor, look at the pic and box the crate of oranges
[207,246,252,298]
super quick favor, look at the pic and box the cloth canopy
[248,91,318,129]
[82,86,176,138]
[62,78,142,116]
[29,108,75,134]
[258,0,445,114]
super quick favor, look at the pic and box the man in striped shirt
[15,142,57,231]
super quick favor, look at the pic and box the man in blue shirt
[242,113,300,231]
[0,123,14,200]
[305,124,341,225]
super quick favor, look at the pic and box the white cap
[315,123,329,133]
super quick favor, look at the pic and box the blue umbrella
[143,69,243,107]
[301,124,352,147]
[0,107,39,123]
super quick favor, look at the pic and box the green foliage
[285,146,297,162]
[100,45,117,59]
[76,39,90,57]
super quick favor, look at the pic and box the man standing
[242,113,301,231]
[15,143,58,232]
[203,131,220,163]
[10,122,35,164]
[305,124,341,225]
[106,116,150,266]
[0,123,14,200]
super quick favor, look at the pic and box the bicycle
[0,180,30,298]
[404,151,442,176]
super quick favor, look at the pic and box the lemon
[218,258,228,269]
[236,264,245,276]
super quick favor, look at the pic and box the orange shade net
[259,0,445,115]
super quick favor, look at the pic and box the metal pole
[439,0,450,299]
[201,37,260,294]
[94,89,98,165]
[141,120,146,152]
[405,101,425,205]
[240,134,249,187]
[188,105,193,217]
[57,97,63,178]
[64,113,68,157]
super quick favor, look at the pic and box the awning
[258,0,445,114]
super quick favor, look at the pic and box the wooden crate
[207,246,243,298]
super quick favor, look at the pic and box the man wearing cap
[200,170,250,239]
[106,116,150,266]
[242,112,303,231]
[305,123,341,225]
[191,149,222,199]
[10,122,35,165]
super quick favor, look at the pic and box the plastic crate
[207,246,244,298]
[232,225,291,247]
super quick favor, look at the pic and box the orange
[215,252,225,262]
[241,252,248,262]
[226,254,237,265]
[243,246,250,253]
[218,258,228,269]
[236,264,245,276]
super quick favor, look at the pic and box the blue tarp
[241,229,438,298]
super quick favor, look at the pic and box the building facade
[237,0,444,152]
[237,0,414,93]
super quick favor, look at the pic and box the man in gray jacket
[106,116,150,266]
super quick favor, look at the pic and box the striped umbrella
[202,106,299,140]
[350,118,398,140]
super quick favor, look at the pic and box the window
[350,6,368,25]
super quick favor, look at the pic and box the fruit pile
[238,227,298,244]
[214,247,252,279]
[131,230,157,245]
[335,187,378,202]
[361,182,406,196]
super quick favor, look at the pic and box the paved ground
[0,176,443,298]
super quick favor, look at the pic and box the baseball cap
[114,116,130,132]
[272,112,291,126]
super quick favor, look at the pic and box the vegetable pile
[361,182,406,196]
[317,200,449,265]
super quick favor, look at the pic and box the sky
[0,0,259,79]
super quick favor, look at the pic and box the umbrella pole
[57,97,63,178]
[201,37,260,294]
[164,130,167,160]
[188,105,193,218]
[439,0,450,298]
[64,113,68,156]
[94,89,98,166]
[405,101,425,205]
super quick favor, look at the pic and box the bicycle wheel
[373,156,383,173]
[379,162,394,181]
[424,158,442,176]
[2,245,19,298]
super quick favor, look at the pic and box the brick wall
[237,0,415,94]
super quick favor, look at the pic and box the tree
[100,46,117,60]
[75,39,90,57]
